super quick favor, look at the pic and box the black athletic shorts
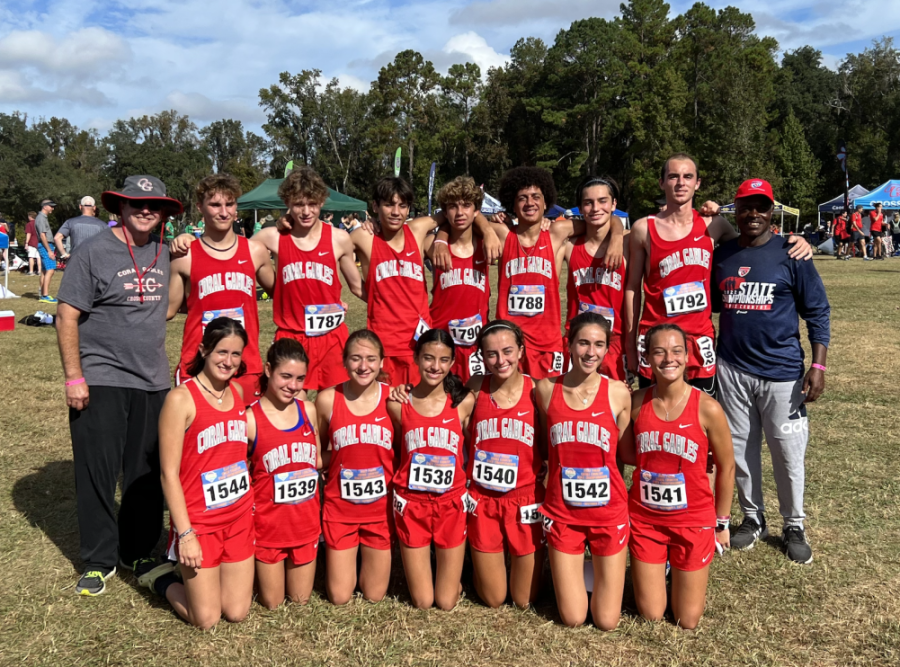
[851,231,863,242]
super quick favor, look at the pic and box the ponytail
[443,373,469,408]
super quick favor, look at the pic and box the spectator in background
[891,213,900,256]
[850,205,867,259]
[35,199,58,303]
[108,214,119,228]
[164,216,176,241]
[869,202,885,260]
[24,212,41,276]
[831,212,850,260]
[55,197,108,260]
[0,214,8,268]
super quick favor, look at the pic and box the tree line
[1,0,898,232]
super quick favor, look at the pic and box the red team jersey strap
[566,238,626,335]
[430,240,490,346]
[467,376,540,497]
[395,395,466,499]
[179,380,253,532]
[640,211,714,334]
[323,383,396,522]
[628,388,715,528]
[274,223,347,337]
[497,229,563,353]
[249,399,320,547]
[541,376,628,527]
[178,237,261,376]
[366,226,431,356]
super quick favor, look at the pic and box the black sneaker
[782,526,813,564]
[134,558,176,588]
[76,567,116,596]
[731,516,768,551]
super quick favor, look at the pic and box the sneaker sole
[787,554,814,565]
[139,562,176,588]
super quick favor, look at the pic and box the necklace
[572,377,600,406]
[653,384,689,421]
[195,376,227,404]
[200,234,238,253]
[490,377,522,407]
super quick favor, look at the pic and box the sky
[1,0,898,135]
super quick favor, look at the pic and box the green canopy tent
[237,178,368,225]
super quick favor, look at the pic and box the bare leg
[285,557,316,604]
[255,559,287,609]
[509,548,543,609]
[400,544,435,609]
[326,545,359,605]
[590,549,627,631]
[630,558,668,622]
[471,549,508,608]
[164,564,222,629]
[669,566,710,630]
[358,545,391,602]
[547,548,589,627]
[220,557,255,621]
[434,543,466,610]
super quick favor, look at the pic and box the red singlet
[870,211,884,233]
[629,388,714,527]
[467,376,540,498]
[394,396,466,500]
[274,223,347,338]
[639,212,714,337]
[248,399,320,547]
[565,238,626,335]
[323,383,396,523]
[430,240,490,347]
[178,237,261,377]
[541,377,627,527]
[366,226,430,357]
[179,380,252,531]
[497,229,563,352]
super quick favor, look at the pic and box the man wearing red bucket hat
[57,175,183,596]
[712,178,830,564]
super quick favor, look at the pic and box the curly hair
[195,173,242,206]
[278,166,329,206]
[497,166,557,214]
[437,176,484,210]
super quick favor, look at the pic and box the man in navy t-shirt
[711,179,830,565]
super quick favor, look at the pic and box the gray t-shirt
[58,229,171,391]
[57,215,108,253]
[34,212,52,244]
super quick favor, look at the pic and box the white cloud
[449,0,619,26]
[442,32,509,72]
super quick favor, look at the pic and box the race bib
[519,502,544,525]
[507,285,545,317]
[579,302,615,330]
[201,461,250,510]
[463,492,477,514]
[561,466,611,507]
[638,470,688,511]
[468,350,487,376]
[409,453,455,493]
[551,351,565,375]
[663,281,707,316]
[697,335,716,368]
[392,491,408,517]
[448,314,483,347]
[412,317,430,342]
[202,307,245,332]
[304,303,345,337]
[273,468,318,504]
[339,467,387,504]
[472,450,518,492]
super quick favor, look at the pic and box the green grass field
[0,257,898,666]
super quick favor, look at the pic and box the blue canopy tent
[817,185,869,229]
[852,180,900,210]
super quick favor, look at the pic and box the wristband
[811,363,826,372]
[65,377,85,387]
[433,239,449,246]
[716,519,730,531]
[178,527,195,541]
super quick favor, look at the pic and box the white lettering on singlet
[331,423,393,451]
[262,441,318,473]
[282,261,335,286]
[658,248,711,279]
[197,272,255,299]
[635,430,699,463]
[197,419,247,454]
[474,418,535,447]
[549,420,611,451]
[404,426,460,454]
[375,259,424,283]
[439,268,486,292]
[505,256,553,279]
[572,266,622,291]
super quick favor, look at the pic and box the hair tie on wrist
[811,363,826,372]
[433,239,449,246]
[66,377,85,387]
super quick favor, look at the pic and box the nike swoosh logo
[694,236,705,242]
[442,418,455,424]
[619,535,627,545]
[538,245,547,250]
[517,411,529,417]
[318,251,329,256]
[475,260,485,264]
[592,411,605,417]
[406,251,415,257]
[238,410,245,416]
[702,553,712,563]
[302,430,313,437]
[678,423,692,428]
[374,416,387,422]
[237,260,248,264]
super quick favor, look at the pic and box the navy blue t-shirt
[712,235,830,382]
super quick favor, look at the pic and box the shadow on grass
[12,459,82,570]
